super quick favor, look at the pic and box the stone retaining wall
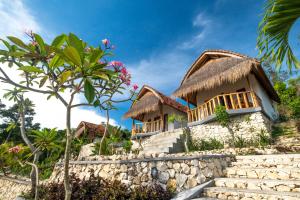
[190,112,272,144]
[0,175,31,200]
[50,154,233,192]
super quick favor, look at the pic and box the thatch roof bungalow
[75,121,105,141]
[123,85,187,138]
[173,50,280,124]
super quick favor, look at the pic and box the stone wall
[0,175,31,200]
[49,154,233,192]
[190,112,272,144]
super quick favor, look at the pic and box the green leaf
[63,46,82,66]
[93,99,100,107]
[1,39,11,50]
[51,34,66,48]
[49,55,64,68]
[34,33,46,54]
[39,76,48,88]
[59,70,72,84]
[68,33,83,53]
[84,79,95,103]
[19,66,43,73]
[94,73,109,81]
[7,36,29,50]
[89,49,103,64]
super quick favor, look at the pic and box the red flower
[133,84,138,90]
[120,67,128,76]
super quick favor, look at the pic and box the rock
[190,167,199,176]
[181,163,190,174]
[157,162,168,171]
[158,172,169,184]
[186,176,197,188]
[176,174,188,188]
[168,169,176,178]
[173,163,181,171]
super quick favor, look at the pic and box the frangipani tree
[0,32,137,200]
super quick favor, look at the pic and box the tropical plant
[257,0,300,71]
[22,172,173,200]
[0,32,137,199]
[191,138,224,151]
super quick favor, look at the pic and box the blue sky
[0,0,298,129]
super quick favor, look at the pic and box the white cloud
[0,0,40,39]
[128,51,191,94]
[180,12,214,50]
[0,0,117,129]
[129,12,217,93]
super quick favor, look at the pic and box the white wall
[248,74,278,120]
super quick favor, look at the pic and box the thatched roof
[173,50,280,104]
[75,121,105,140]
[123,85,187,120]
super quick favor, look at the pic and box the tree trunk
[26,161,39,200]
[64,106,72,200]
[99,110,109,155]
[19,101,39,199]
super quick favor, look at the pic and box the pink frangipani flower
[133,84,138,91]
[9,146,22,154]
[102,38,110,47]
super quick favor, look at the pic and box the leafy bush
[215,105,230,128]
[23,172,172,200]
[123,140,132,153]
[231,136,249,148]
[257,130,272,147]
[191,138,224,151]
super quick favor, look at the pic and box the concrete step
[144,137,180,147]
[142,146,171,153]
[204,187,300,200]
[150,133,183,141]
[215,178,300,192]
[192,198,219,200]
[235,154,300,163]
[230,161,300,168]
[150,130,183,139]
[226,167,300,180]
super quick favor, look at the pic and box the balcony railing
[132,119,163,135]
[187,91,261,123]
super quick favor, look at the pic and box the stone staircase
[196,154,300,200]
[141,129,185,154]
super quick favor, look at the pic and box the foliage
[0,142,29,175]
[168,114,187,128]
[257,0,300,71]
[191,138,224,151]
[0,32,137,198]
[0,98,40,143]
[23,172,172,200]
[215,105,230,128]
[257,130,272,147]
[123,140,132,153]
[274,77,300,119]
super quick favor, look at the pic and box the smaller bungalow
[75,121,105,142]
[123,85,187,139]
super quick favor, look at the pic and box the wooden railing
[187,91,261,123]
[132,119,163,135]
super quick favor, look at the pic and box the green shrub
[23,172,172,200]
[123,140,132,153]
[257,130,272,147]
[192,138,224,151]
[215,105,230,128]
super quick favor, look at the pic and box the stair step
[215,178,300,192]
[235,154,300,162]
[150,133,182,141]
[142,147,171,153]
[144,137,180,147]
[204,187,300,200]
[226,167,300,180]
[192,198,219,200]
[230,161,300,168]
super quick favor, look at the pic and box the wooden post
[159,103,164,132]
